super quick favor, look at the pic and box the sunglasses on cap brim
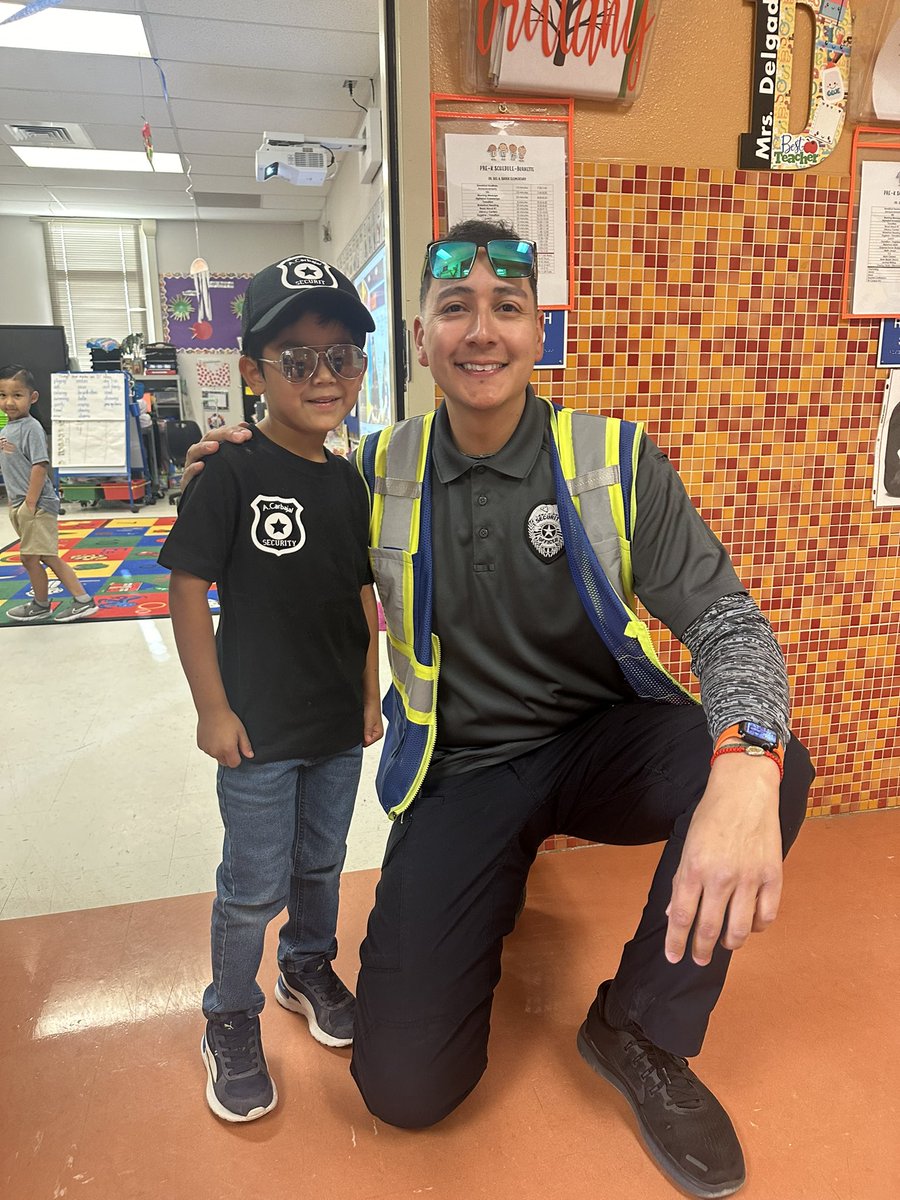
[424,239,536,282]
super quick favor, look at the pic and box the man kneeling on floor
[185,222,815,1198]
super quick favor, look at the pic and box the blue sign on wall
[878,319,900,368]
[535,310,567,370]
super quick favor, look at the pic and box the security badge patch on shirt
[250,495,306,556]
[526,501,564,563]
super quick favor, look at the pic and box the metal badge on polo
[277,257,338,290]
[526,502,564,563]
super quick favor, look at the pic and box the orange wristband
[710,743,784,780]
[713,722,785,767]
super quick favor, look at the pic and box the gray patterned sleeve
[680,592,791,746]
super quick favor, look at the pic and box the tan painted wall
[429,0,860,177]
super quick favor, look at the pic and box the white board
[51,373,128,474]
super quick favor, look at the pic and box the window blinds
[42,220,148,366]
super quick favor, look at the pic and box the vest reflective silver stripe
[565,410,628,604]
[373,416,432,553]
[386,635,436,722]
[369,546,411,653]
[368,416,435,653]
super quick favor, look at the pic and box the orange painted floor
[2,810,898,1200]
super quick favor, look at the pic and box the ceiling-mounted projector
[256,145,331,187]
[255,121,381,187]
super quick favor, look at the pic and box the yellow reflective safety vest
[356,396,695,819]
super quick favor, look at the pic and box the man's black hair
[0,364,36,390]
[242,304,367,365]
[419,219,539,309]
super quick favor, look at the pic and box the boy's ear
[239,354,265,395]
[30,391,39,404]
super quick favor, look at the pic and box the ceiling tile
[144,17,379,75]
[0,89,170,130]
[168,99,361,138]
[161,62,369,111]
[143,0,378,32]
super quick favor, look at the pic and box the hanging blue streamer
[152,57,169,102]
[0,0,63,26]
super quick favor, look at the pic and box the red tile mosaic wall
[537,161,897,852]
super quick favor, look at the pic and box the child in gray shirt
[0,365,98,622]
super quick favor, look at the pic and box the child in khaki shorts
[0,364,98,623]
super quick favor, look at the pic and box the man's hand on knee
[664,754,783,967]
[182,422,252,484]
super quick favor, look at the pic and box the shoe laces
[297,962,353,1009]
[625,1033,703,1110]
[213,1017,264,1079]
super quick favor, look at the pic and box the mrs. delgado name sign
[740,0,852,171]
[475,0,660,102]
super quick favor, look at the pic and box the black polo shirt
[429,389,743,776]
[159,427,372,764]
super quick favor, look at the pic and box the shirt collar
[432,385,548,483]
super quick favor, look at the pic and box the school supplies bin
[102,480,147,501]
[61,484,103,503]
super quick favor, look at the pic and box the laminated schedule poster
[852,161,900,315]
[444,132,568,307]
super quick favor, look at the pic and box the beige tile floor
[0,499,391,920]
[2,821,898,1200]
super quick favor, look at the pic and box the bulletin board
[51,372,129,475]
[160,274,251,350]
[431,94,574,310]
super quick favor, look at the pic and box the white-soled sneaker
[53,597,99,623]
[275,960,355,1047]
[7,600,51,622]
[201,1014,277,1123]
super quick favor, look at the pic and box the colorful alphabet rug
[0,517,218,627]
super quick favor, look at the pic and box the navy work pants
[350,703,814,1128]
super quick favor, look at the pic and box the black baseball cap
[242,254,375,345]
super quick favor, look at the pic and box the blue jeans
[202,744,363,1019]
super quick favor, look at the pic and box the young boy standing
[0,365,98,623]
[158,256,383,1123]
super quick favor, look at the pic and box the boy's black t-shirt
[158,428,372,764]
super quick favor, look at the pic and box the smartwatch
[712,721,784,776]
[737,721,780,752]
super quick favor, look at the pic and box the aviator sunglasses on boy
[424,238,537,282]
[258,343,368,383]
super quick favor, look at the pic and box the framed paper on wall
[431,94,574,310]
[841,126,900,318]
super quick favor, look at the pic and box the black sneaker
[275,960,355,1047]
[577,982,745,1199]
[201,1014,278,1123]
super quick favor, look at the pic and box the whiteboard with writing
[51,373,128,474]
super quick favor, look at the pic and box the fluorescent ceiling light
[12,146,183,173]
[0,4,151,57]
